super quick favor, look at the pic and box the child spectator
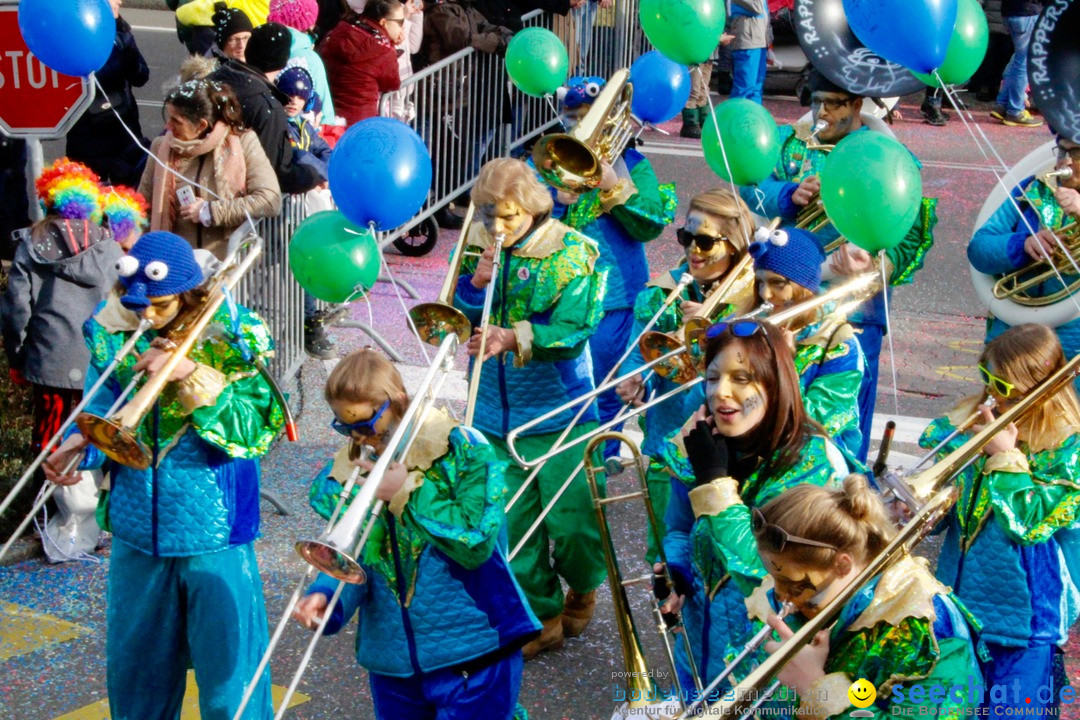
[276,65,333,180]
[1,160,124,558]
[268,0,338,121]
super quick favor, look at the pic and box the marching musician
[452,157,608,659]
[739,69,938,462]
[968,136,1080,365]
[616,187,755,562]
[919,324,1080,716]
[551,75,677,461]
[749,477,981,718]
[748,226,867,459]
[293,350,540,720]
[657,320,848,693]
[43,231,282,719]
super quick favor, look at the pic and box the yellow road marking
[936,364,979,383]
[54,671,310,719]
[0,602,91,662]
[944,340,982,355]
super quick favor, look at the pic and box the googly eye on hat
[562,76,607,109]
[118,231,205,311]
[749,226,825,293]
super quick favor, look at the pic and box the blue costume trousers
[106,540,272,720]
[370,652,524,720]
[591,308,636,460]
[730,48,767,105]
[854,323,883,463]
[982,644,1067,714]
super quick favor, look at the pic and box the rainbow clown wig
[100,185,149,243]
[35,159,103,223]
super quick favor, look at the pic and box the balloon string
[91,75,258,237]
[879,250,900,416]
[379,250,433,365]
[935,72,1080,318]
[698,66,755,249]
[545,94,561,122]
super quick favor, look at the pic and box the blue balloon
[18,0,114,78]
[329,118,433,231]
[630,51,692,124]
[842,0,957,74]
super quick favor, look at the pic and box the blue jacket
[307,424,541,677]
[454,219,606,438]
[285,115,333,181]
[968,175,1080,369]
[75,298,282,556]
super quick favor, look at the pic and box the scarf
[151,122,247,233]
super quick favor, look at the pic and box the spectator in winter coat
[277,66,333,179]
[268,0,337,120]
[66,0,151,188]
[318,0,404,126]
[210,22,323,194]
[177,0,266,55]
[138,80,281,258]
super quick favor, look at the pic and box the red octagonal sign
[0,3,93,138]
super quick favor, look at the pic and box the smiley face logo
[848,678,877,709]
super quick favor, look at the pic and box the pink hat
[268,0,319,31]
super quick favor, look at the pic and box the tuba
[532,68,637,194]
[969,140,1080,328]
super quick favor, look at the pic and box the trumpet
[692,353,1080,719]
[639,254,756,384]
[75,235,264,469]
[533,68,636,193]
[1038,166,1074,188]
[584,433,701,719]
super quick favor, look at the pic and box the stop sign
[0,2,93,138]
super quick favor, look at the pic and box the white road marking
[131,25,176,33]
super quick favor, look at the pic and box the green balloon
[819,133,923,255]
[912,0,988,87]
[701,99,780,185]
[505,28,569,98]
[639,0,726,66]
[288,211,381,303]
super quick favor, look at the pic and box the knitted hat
[116,232,205,310]
[213,3,254,48]
[35,158,102,223]
[246,22,293,73]
[100,185,149,243]
[276,65,315,101]
[268,0,319,31]
[748,226,825,293]
[559,75,606,109]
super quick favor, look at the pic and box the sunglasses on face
[810,96,854,112]
[1054,145,1080,162]
[677,228,730,254]
[705,319,763,341]
[751,508,840,554]
[330,399,391,437]
[978,364,1016,398]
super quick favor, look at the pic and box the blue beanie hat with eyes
[560,75,606,109]
[115,231,204,310]
[748,226,826,293]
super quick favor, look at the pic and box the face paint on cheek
[742,392,762,414]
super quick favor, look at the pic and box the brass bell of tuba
[532,68,637,194]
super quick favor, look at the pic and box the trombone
[639,254,756,384]
[75,235,265,469]
[583,432,701,718]
[684,353,1080,720]
[234,333,461,720]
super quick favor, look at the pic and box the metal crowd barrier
[234,193,308,383]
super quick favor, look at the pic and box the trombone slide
[464,232,505,428]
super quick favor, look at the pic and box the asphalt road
[7,7,1068,720]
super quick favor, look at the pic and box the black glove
[684,420,729,487]
[652,563,690,628]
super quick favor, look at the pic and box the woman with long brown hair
[656,319,850,696]
[138,79,281,259]
[919,323,1080,716]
